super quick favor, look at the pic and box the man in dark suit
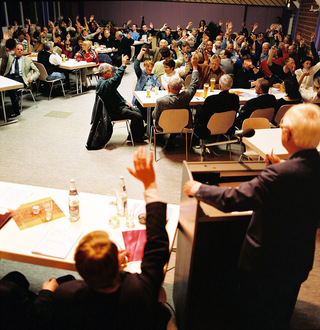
[153,52,199,150]
[34,147,172,330]
[236,78,277,127]
[194,74,239,139]
[184,103,320,330]
[96,55,146,143]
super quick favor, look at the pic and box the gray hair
[159,39,168,46]
[219,74,233,91]
[210,54,221,63]
[98,63,112,74]
[44,41,54,51]
[262,42,270,48]
[115,31,122,38]
[282,103,320,149]
[168,75,183,92]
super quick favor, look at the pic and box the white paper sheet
[32,222,83,259]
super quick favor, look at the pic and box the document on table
[32,222,83,259]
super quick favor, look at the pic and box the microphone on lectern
[235,128,255,139]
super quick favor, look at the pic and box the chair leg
[126,120,134,147]
[154,129,157,162]
[185,133,188,161]
[48,82,54,100]
[29,90,37,108]
[60,80,66,97]
[200,139,205,162]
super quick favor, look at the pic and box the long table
[0,181,179,273]
[0,76,24,127]
[134,88,286,136]
[28,54,97,95]
[242,128,320,160]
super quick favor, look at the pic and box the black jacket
[86,94,113,150]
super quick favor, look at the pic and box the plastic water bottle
[69,179,80,222]
[117,176,127,217]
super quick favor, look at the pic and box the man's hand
[3,30,10,42]
[127,147,156,190]
[127,19,132,25]
[191,50,199,69]
[171,39,178,49]
[42,278,59,292]
[90,15,94,22]
[149,22,153,29]
[311,33,316,42]
[265,153,281,165]
[118,250,130,269]
[121,54,129,66]
[28,77,32,83]
[184,180,200,198]
[125,101,133,108]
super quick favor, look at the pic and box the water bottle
[69,179,80,222]
[117,176,127,217]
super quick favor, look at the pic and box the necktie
[14,57,20,78]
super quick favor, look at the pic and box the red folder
[122,229,147,262]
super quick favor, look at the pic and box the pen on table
[268,148,274,164]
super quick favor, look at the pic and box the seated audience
[236,79,277,126]
[2,43,40,117]
[97,56,146,143]
[160,56,190,90]
[37,41,66,82]
[219,49,234,74]
[112,31,134,67]
[152,40,184,78]
[153,53,199,150]
[233,55,263,88]
[194,74,239,139]
[295,56,320,88]
[198,53,225,88]
[299,76,320,104]
[132,47,161,122]
[272,77,302,123]
[75,39,99,91]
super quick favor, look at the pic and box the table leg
[147,107,151,137]
[0,91,18,127]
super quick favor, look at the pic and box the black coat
[86,94,113,150]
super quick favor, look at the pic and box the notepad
[32,222,83,259]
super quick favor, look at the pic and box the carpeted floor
[1,62,319,329]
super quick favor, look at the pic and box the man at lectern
[184,103,320,330]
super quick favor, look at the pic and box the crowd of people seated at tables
[1,14,320,143]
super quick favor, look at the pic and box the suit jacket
[33,202,171,330]
[153,70,199,130]
[197,90,239,127]
[195,149,320,282]
[237,93,277,124]
[3,54,40,86]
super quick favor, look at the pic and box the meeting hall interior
[0,0,320,329]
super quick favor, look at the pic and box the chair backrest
[206,110,236,135]
[184,74,192,88]
[274,104,292,126]
[250,107,275,121]
[158,109,189,133]
[34,62,48,81]
[242,118,270,130]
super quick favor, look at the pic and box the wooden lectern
[173,161,266,330]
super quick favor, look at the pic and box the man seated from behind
[236,78,277,127]
[35,147,172,330]
[194,74,239,139]
[37,41,66,82]
[96,55,146,143]
[153,52,199,150]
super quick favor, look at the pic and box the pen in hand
[268,148,274,165]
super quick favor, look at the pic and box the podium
[173,161,266,330]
